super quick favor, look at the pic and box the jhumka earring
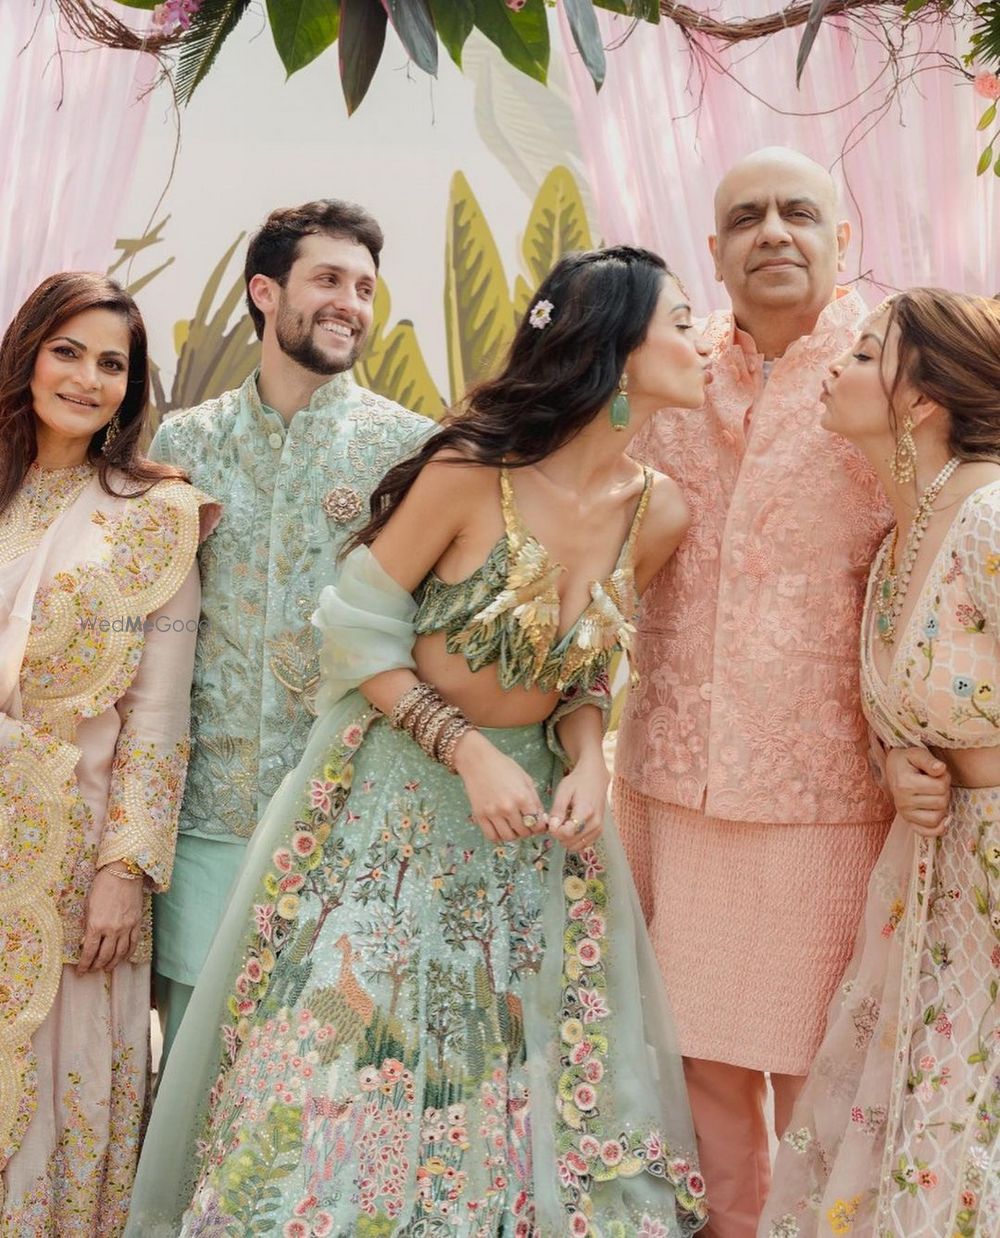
[610,372,630,431]
[889,414,917,485]
[101,412,121,456]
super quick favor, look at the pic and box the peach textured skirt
[613,780,891,1076]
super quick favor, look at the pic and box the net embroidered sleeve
[956,484,1000,640]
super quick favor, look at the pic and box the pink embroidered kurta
[617,289,892,825]
[0,465,215,1235]
[614,290,895,1073]
[761,479,1000,1237]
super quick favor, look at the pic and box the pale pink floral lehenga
[0,464,216,1236]
[761,480,1000,1238]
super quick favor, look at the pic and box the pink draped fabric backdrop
[562,6,997,311]
[0,3,157,330]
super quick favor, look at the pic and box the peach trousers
[683,1058,802,1238]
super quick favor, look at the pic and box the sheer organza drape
[561,7,997,308]
[0,4,156,328]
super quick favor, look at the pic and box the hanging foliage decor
[56,1,1000,173]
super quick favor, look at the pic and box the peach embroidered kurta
[615,290,894,1072]
[0,466,214,1235]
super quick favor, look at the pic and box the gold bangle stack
[390,683,436,728]
[389,683,475,773]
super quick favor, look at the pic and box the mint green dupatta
[127,548,415,1234]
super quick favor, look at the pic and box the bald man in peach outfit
[615,149,893,1237]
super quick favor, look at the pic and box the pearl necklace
[874,456,961,645]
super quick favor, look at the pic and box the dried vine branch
[658,0,909,42]
[54,0,933,55]
[55,0,171,52]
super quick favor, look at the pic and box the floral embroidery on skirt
[174,717,705,1237]
[761,786,1000,1236]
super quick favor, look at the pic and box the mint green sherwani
[149,371,430,1053]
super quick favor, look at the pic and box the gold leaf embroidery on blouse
[415,467,651,694]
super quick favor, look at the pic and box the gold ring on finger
[571,817,586,835]
[521,813,538,829]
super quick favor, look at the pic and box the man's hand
[885,747,951,837]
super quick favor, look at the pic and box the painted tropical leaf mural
[514,163,593,317]
[166,233,261,416]
[354,282,445,419]
[443,171,515,402]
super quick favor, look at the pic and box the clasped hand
[454,731,606,853]
[885,747,951,838]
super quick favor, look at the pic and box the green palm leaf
[170,234,261,410]
[355,281,445,417]
[175,0,253,105]
[972,5,1000,69]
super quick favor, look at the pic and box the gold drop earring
[889,414,916,485]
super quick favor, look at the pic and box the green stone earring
[610,372,630,431]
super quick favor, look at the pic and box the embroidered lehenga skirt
[760,787,1000,1237]
[128,700,707,1237]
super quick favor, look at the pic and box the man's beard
[275,301,364,375]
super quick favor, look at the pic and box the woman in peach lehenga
[760,289,1000,1237]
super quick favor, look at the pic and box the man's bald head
[708,146,850,349]
[713,148,839,230]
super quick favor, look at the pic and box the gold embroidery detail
[96,733,192,893]
[0,725,85,1169]
[267,629,321,717]
[0,464,93,567]
[447,467,650,693]
[21,481,204,741]
[322,485,363,525]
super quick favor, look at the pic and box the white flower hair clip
[528,299,554,330]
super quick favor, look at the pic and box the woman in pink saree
[0,273,216,1234]
[760,289,1000,1237]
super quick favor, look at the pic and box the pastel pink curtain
[562,6,997,311]
[0,3,157,328]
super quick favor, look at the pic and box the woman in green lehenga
[128,247,712,1238]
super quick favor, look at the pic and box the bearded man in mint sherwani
[149,200,432,1057]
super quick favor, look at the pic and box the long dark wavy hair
[0,272,183,515]
[347,245,670,551]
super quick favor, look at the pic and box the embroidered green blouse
[414,466,653,694]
